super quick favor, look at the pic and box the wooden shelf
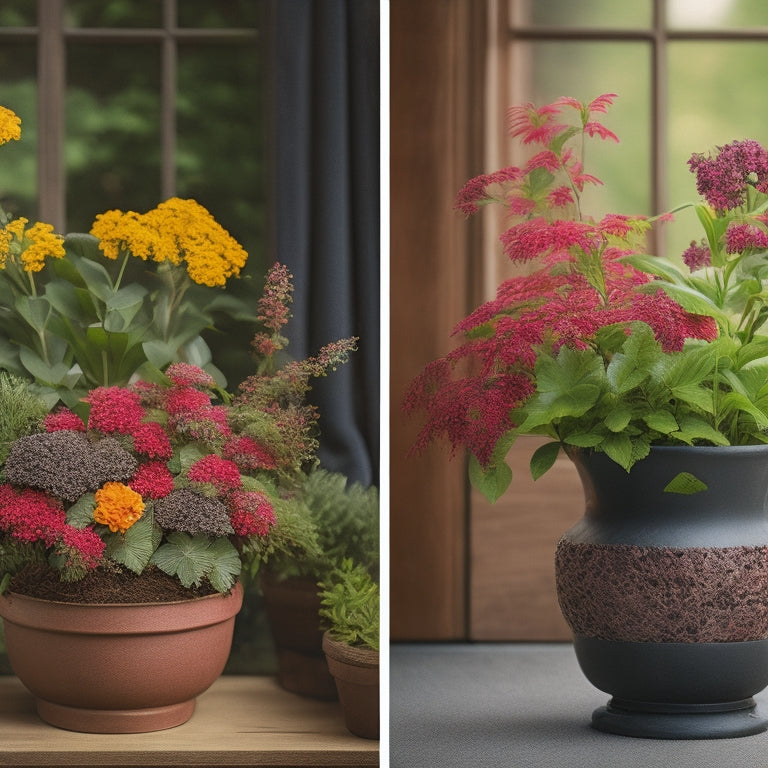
[0,675,379,767]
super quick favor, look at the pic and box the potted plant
[260,468,379,699]
[405,93,768,739]
[0,105,359,734]
[319,558,380,740]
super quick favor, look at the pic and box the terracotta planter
[0,581,243,733]
[261,571,337,699]
[322,631,379,739]
[556,446,768,739]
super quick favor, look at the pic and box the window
[0,0,271,674]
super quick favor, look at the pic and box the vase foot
[592,697,768,740]
[36,698,196,733]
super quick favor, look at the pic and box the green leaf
[649,282,729,325]
[105,514,160,575]
[206,538,242,593]
[672,416,730,446]
[670,384,714,413]
[529,441,561,481]
[604,406,632,433]
[151,532,216,588]
[15,296,51,333]
[563,432,604,448]
[664,472,708,495]
[103,284,149,333]
[66,494,96,528]
[468,454,512,503]
[72,255,115,303]
[643,411,678,434]
[600,433,634,471]
[18,347,71,385]
[519,347,605,430]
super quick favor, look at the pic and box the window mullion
[161,0,177,200]
[37,0,65,230]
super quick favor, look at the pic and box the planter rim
[322,630,379,667]
[0,580,243,635]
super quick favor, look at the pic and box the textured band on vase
[555,538,768,643]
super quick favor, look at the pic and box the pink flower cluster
[0,485,104,567]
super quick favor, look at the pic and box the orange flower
[94,482,145,534]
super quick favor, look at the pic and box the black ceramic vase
[555,445,768,739]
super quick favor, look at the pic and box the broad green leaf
[468,454,512,503]
[669,384,714,413]
[563,432,604,448]
[604,406,632,433]
[207,538,242,593]
[105,514,159,575]
[151,532,216,588]
[15,296,51,333]
[529,441,561,481]
[103,284,149,333]
[18,347,71,385]
[648,282,729,326]
[72,256,115,303]
[672,416,730,446]
[66,494,96,528]
[600,433,633,471]
[664,472,708,495]
[520,347,605,430]
[643,411,678,434]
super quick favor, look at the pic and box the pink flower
[187,454,242,491]
[165,386,211,415]
[44,409,86,432]
[165,362,216,388]
[131,421,173,460]
[87,387,145,434]
[681,240,711,270]
[60,526,105,568]
[130,461,175,499]
[223,435,278,471]
[228,490,276,536]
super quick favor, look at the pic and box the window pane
[177,41,267,390]
[668,0,768,28]
[0,1,35,26]
[512,41,652,217]
[667,41,768,260]
[0,44,37,220]
[510,0,652,28]
[178,0,260,28]
[65,0,162,27]
[65,42,162,230]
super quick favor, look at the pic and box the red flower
[165,362,216,388]
[87,387,145,434]
[228,490,276,536]
[44,409,86,433]
[130,461,175,499]
[131,421,173,460]
[165,386,211,415]
[187,454,242,491]
[223,435,278,471]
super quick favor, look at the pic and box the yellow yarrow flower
[20,222,66,272]
[90,197,248,287]
[0,217,65,273]
[94,481,145,534]
[0,106,21,145]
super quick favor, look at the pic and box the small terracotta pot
[261,571,337,699]
[322,631,379,739]
[0,582,243,733]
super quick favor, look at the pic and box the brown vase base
[36,697,196,733]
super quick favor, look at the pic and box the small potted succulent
[405,93,768,739]
[319,558,380,740]
[260,468,379,699]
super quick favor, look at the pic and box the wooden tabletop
[0,675,379,767]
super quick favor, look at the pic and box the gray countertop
[390,643,768,768]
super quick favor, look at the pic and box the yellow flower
[0,106,21,145]
[94,481,145,534]
[90,197,248,287]
[0,217,65,273]
[20,222,66,272]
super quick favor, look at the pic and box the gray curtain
[267,0,380,487]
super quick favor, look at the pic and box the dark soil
[8,564,218,604]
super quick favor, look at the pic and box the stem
[114,250,131,292]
